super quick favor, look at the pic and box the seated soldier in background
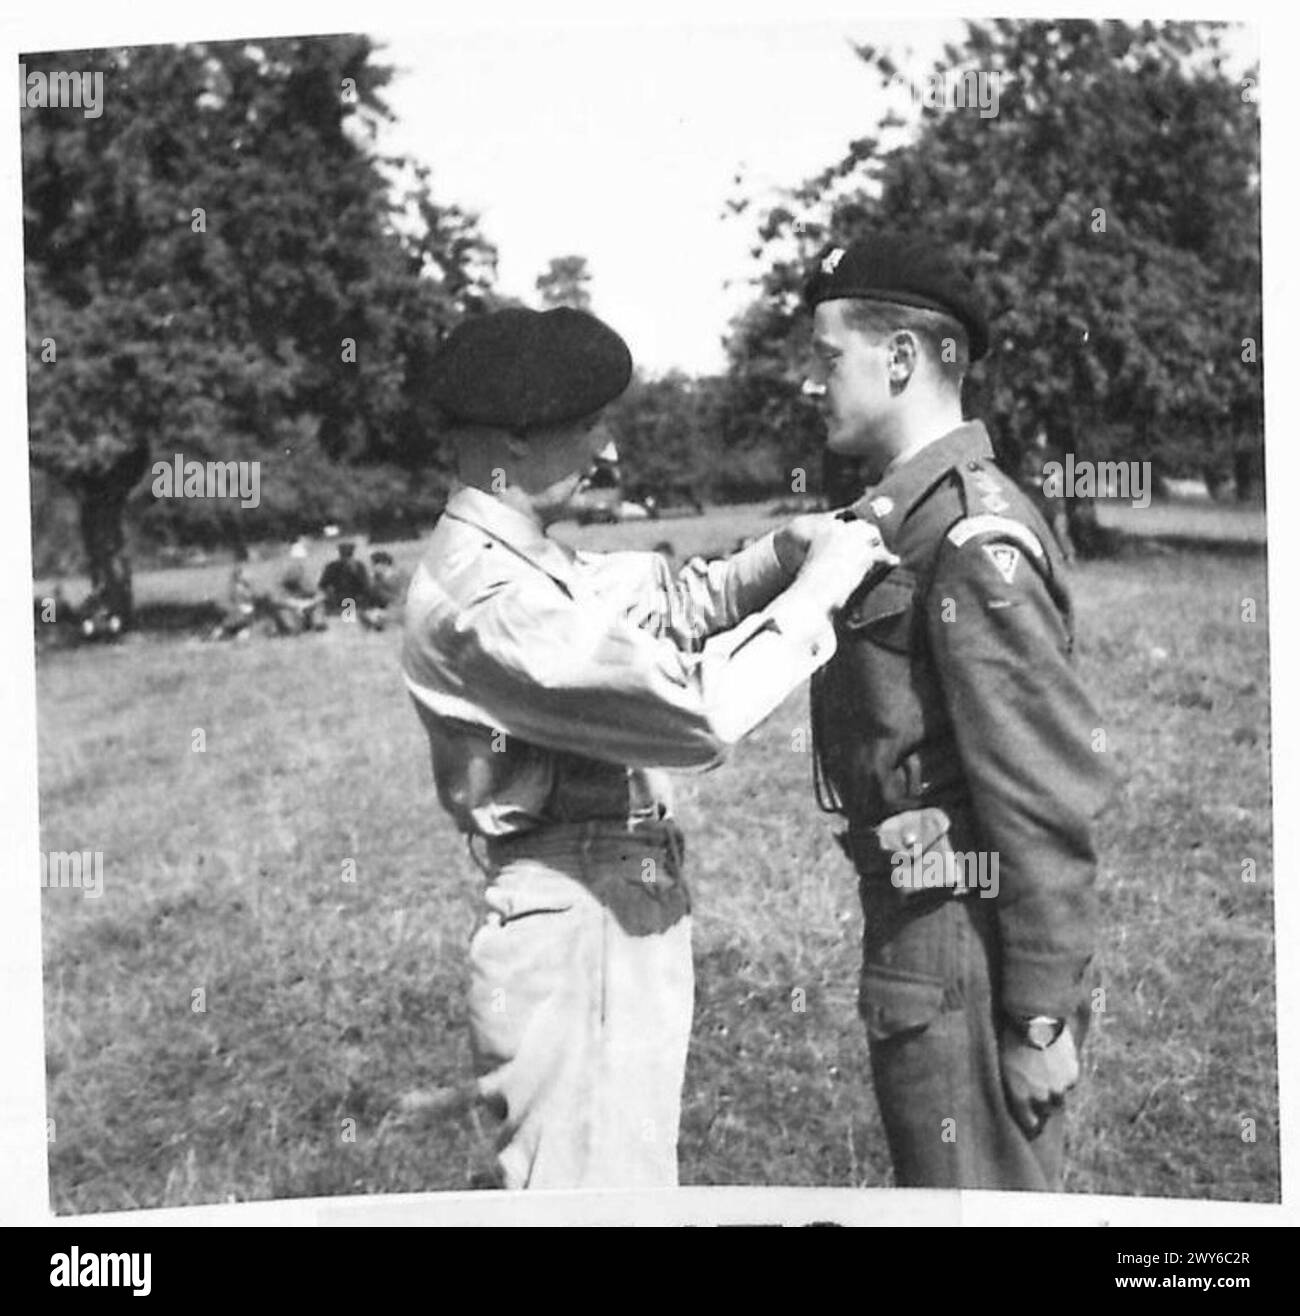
[317,540,370,615]
[368,550,403,607]
[280,538,311,595]
[274,538,326,633]
[358,549,406,632]
[210,563,258,641]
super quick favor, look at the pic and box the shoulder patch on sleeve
[982,542,1021,584]
[947,514,1046,563]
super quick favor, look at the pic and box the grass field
[37,502,1276,1210]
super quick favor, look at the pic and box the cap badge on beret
[821,248,846,275]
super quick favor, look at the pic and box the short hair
[842,299,969,390]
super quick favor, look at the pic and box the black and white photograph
[2,0,1295,1236]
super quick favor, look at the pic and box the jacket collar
[441,484,577,592]
[849,420,994,540]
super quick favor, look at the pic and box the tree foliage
[536,254,593,311]
[724,19,1262,505]
[24,37,497,614]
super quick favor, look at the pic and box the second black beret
[804,235,989,362]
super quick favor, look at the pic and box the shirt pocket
[841,569,918,654]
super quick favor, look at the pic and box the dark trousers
[858,882,1091,1190]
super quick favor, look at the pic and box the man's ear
[887,330,920,393]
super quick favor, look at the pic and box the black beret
[804,235,989,362]
[427,307,633,432]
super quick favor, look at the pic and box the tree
[604,372,721,509]
[536,254,593,311]
[725,20,1262,534]
[23,38,496,623]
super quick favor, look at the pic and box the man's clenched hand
[773,512,843,575]
[1000,1025,1080,1139]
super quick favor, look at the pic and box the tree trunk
[1234,447,1264,503]
[78,491,134,627]
[822,449,867,508]
[1064,497,1107,559]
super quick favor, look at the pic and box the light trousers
[468,821,694,1190]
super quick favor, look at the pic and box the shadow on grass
[35,600,227,653]
[133,600,226,633]
[1104,531,1266,561]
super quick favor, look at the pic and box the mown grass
[38,508,1275,1210]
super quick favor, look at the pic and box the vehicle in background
[569,459,623,524]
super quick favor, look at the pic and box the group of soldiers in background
[36,538,408,649]
[210,539,404,641]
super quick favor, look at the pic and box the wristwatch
[1007,1015,1066,1049]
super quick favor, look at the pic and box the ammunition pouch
[841,805,983,901]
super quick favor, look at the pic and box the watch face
[1026,1019,1064,1048]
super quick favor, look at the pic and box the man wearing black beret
[803,236,1114,1189]
[400,305,896,1189]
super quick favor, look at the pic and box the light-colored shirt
[401,485,837,838]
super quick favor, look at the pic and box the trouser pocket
[859,968,946,1043]
[858,881,965,1037]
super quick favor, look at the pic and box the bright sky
[371,15,1259,377]
[373,18,964,376]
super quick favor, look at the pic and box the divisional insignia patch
[983,543,1020,584]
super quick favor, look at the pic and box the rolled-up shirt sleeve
[586,531,792,653]
[673,532,792,637]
